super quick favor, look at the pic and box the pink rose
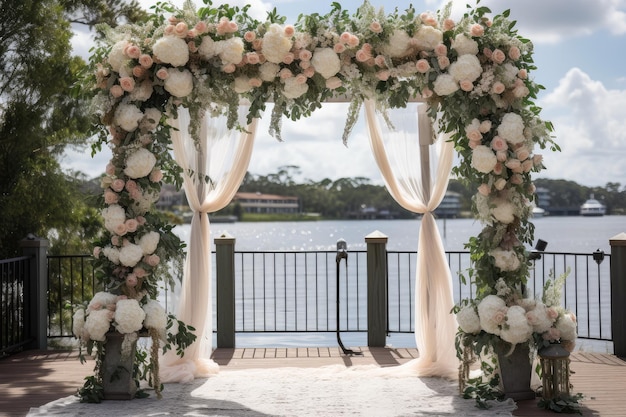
[516,147,530,161]
[132,66,145,78]
[492,81,505,95]
[325,77,342,90]
[460,80,473,92]
[222,63,236,74]
[110,85,124,98]
[518,69,528,79]
[333,43,346,54]
[437,56,450,70]
[470,24,484,37]
[493,310,506,324]
[125,44,141,59]
[125,219,138,233]
[508,46,521,60]
[294,74,307,85]
[478,183,491,196]
[483,48,492,59]
[187,41,198,53]
[252,39,263,51]
[547,307,559,320]
[479,121,492,133]
[434,44,447,57]
[119,77,135,92]
[467,129,482,142]
[111,236,119,246]
[126,274,138,288]
[340,32,352,44]
[494,178,507,190]
[156,68,169,80]
[133,267,147,278]
[510,173,523,185]
[104,189,119,204]
[187,29,198,39]
[144,254,160,267]
[493,162,503,175]
[543,327,561,342]
[491,136,508,152]
[374,55,386,67]
[244,31,256,42]
[415,59,430,73]
[105,163,116,175]
[355,49,370,63]
[164,25,174,35]
[136,216,146,225]
[284,25,295,37]
[303,67,315,78]
[227,22,238,34]
[421,87,433,98]
[282,52,295,65]
[246,52,260,65]
[491,49,506,64]
[279,68,293,79]
[376,70,390,81]
[114,223,128,236]
[195,21,208,34]
[347,35,360,48]
[370,21,382,33]
[174,22,188,38]
[443,19,455,31]
[298,49,312,61]
[138,54,153,69]
[505,158,522,173]
[125,180,138,192]
[299,60,311,70]
[93,246,101,258]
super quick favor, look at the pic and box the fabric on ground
[28,365,515,416]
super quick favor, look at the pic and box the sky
[66,0,626,188]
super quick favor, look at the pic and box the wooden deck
[1,347,624,417]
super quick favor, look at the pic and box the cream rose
[124,148,157,179]
[102,204,126,233]
[412,25,443,51]
[114,299,146,334]
[471,145,497,174]
[164,68,193,98]
[497,112,526,145]
[311,48,341,79]
[282,77,309,99]
[382,30,411,58]
[433,74,459,96]
[449,54,482,83]
[108,40,130,73]
[119,243,144,267]
[262,24,293,64]
[138,231,160,255]
[451,34,478,56]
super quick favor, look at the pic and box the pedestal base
[102,331,137,400]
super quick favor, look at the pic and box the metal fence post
[366,230,388,347]
[215,232,236,348]
[610,232,626,358]
[19,234,49,350]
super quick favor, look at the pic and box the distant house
[535,187,551,209]
[434,191,462,218]
[234,192,299,214]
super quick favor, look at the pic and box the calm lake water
[171,216,623,351]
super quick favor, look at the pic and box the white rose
[102,204,126,233]
[108,40,129,73]
[217,37,244,65]
[311,48,341,79]
[471,145,497,174]
[451,34,478,56]
[433,74,459,96]
[262,24,293,64]
[449,54,482,83]
[259,62,280,82]
[118,243,144,267]
[490,247,521,271]
[413,26,443,51]
[198,36,218,59]
[152,36,189,67]
[497,113,526,145]
[138,231,160,255]
[382,30,411,58]
[282,77,309,99]
[114,103,144,132]
[114,299,146,334]
[165,68,193,98]
[233,75,253,93]
[124,148,156,179]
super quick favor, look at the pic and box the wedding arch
[77,0,560,391]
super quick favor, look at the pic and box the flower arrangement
[78,0,565,404]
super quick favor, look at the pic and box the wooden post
[610,232,626,358]
[19,234,49,350]
[366,230,388,347]
[215,233,236,348]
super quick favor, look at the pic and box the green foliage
[538,393,584,414]
[78,375,105,403]
[163,314,197,357]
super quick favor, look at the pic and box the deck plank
[1,348,624,417]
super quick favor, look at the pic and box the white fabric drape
[160,106,258,382]
[364,99,459,378]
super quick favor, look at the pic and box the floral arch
[75,0,567,400]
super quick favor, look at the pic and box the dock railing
[2,232,625,356]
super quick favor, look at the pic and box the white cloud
[538,68,626,186]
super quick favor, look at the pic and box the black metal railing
[1,256,31,354]
[40,250,612,343]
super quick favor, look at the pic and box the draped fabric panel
[160,106,258,382]
[364,99,459,378]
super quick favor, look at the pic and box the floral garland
[78,0,570,403]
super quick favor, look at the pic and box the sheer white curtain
[160,106,258,382]
[364,99,459,378]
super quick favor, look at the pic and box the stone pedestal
[102,331,137,400]
[498,343,536,401]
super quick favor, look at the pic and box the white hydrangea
[108,40,130,73]
[114,103,144,132]
[500,305,533,345]
[477,295,507,335]
[102,246,120,264]
[311,48,341,79]
[124,148,156,179]
[259,62,280,82]
[451,34,479,56]
[526,302,555,333]
[140,108,162,132]
[413,25,443,51]
[132,187,160,214]
[471,145,497,173]
[217,37,244,65]
[152,35,189,67]
[88,291,118,312]
[84,308,113,342]
[490,247,521,272]
[129,80,153,102]
[449,54,482,83]
[102,204,126,233]
[497,112,526,145]
[433,74,459,96]
[142,299,167,331]
[457,304,482,334]
[382,30,411,58]
[233,75,253,93]
[72,308,86,339]
[164,68,193,98]
[198,36,218,59]
[119,243,144,267]
[282,77,309,99]
[499,63,519,86]
[491,198,516,224]
[262,24,293,64]
[114,299,146,334]
[138,231,160,255]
